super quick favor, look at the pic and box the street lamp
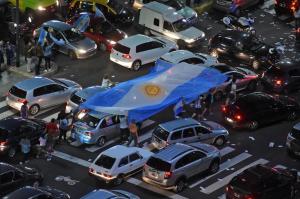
[15,0,20,67]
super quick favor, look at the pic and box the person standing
[19,135,31,164]
[35,43,44,75]
[225,77,237,105]
[119,115,129,142]
[126,120,138,147]
[5,42,14,66]
[36,133,47,158]
[25,41,34,72]
[205,88,216,116]
[43,41,54,72]
[45,118,59,161]
[101,74,113,88]
[20,101,29,119]
[58,116,69,142]
[192,95,203,120]
[0,47,4,77]
[59,0,68,19]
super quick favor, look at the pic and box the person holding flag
[73,13,90,33]
[174,97,192,119]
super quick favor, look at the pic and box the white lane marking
[260,0,274,9]
[189,152,251,188]
[52,150,188,199]
[220,146,235,157]
[274,164,287,169]
[0,101,7,109]
[0,109,17,120]
[127,178,189,199]
[200,159,269,194]
[218,194,226,199]
[70,140,83,147]
[43,112,59,122]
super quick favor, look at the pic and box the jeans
[26,57,32,72]
[45,57,51,70]
[59,129,67,141]
[127,134,138,147]
[22,152,29,162]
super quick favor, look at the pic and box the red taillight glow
[244,194,254,199]
[89,168,94,173]
[234,114,242,121]
[0,141,7,146]
[85,132,93,137]
[164,171,172,179]
[225,185,233,192]
[221,106,227,113]
[122,54,132,59]
[274,79,282,86]
[17,99,27,103]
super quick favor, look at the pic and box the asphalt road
[0,1,300,199]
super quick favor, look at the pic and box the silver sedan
[7,77,82,115]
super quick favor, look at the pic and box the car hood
[39,186,70,199]
[74,121,94,131]
[56,78,81,88]
[71,37,96,51]
[177,7,197,19]
[179,26,205,40]
[201,120,227,131]
[113,190,140,199]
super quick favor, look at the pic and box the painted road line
[190,151,250,188]
[0,109,17,120]
[200,159,269,194]
[53,150,188,199]
[0,100,7,109]
[43,112,59,122]
[127,178,188,199]
[219,146,235,157]
[218,194,225,199]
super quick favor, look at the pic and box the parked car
[72,110,120,146]
[65,86,108,114]
[213,0,263,16]
[68,0,135,25]
[138,1,205,48]
[89,145,153,185]
[0,163,43,196]
[222,92,300,130]
[80,189,140,199]
[0,117,46,157]
[151,118,229,150]
[110,34,178,71]
[143,143,221,192]
[33,20,97,59]
[261,59,300,94]
[7,77,82,115]
[275,0,299,18]
[3,186,70,199]
[156,50,218,67]
[286,122,300,157]
[208,30,279,70]
[226,164,298,199]
[67,12,127,51]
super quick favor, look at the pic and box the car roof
[241,165,279,181]
[81,189,116,199]
[161,50,195,63]
[159,118,199,132]
[119,34,154,47]
[14,77,55,91]
[217,30,251,40]
[0,162,16,174]
[238,92,273,103]
[75,86,107,100]
[102,145,139,158]
[4,186,44,199]
[42,20,71,31]
[0,117,33,131]
[155,143,193,162]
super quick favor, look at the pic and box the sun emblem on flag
[143,84,162,97]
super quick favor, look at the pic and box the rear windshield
[79,113,100,128]
[0,127,9,141]
[291,128,300,140]
[230,174,262,192]
[153,126,169,141]
[70,94,86,105]
[95,154,116,169]
[146,157,171,171]
[113,43,130,54]
[9,86,26,98]
[266,67,284,77]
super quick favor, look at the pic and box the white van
[138,1,205,48]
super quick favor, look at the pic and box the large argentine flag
[82,63,227,122]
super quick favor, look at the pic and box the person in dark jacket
[43,41,54,72]
[35,43,44,75]
[20,101,29,119]
[0,48,4,77]
[5,42,14,66]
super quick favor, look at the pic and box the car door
[44,84,69,107]
[32,86,50,108]
[0,171,14,195]
[149,41,167,62]
[169,130,183,145]
[181,127,197,144]
[288,68,300,91]
[271,99,287,121]
[135,42,155,64]
[195,126,214,143]
[128,152,143,173]
[100,115,119,140]
[19,124,39,145]
[263,175,290,199]
[117,156,130,176]
[51,29,67,53]
[11,171,26,190]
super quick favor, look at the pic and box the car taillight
[221,105,227,113]
[122,54,131,59]
[274,79,282,86]
[291,0,298,11]
[85,132,93,137]
[225,185,233,192]
[244,194,255,199]
[0,141,7,146]
[234,114,242,121]
[18,99,27,103]
[164,171,172,179]
[111,48,115,53]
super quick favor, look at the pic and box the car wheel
[174,179,185,193]
[252,60,260,70]
[33,181,40,188]
[114,174,124,186]
[214,91,223,101]
[69,50,77,60]
[96,137,106,147]
[29,104,40,115]
[248,121,258,130]
[214,136,225,146]
[210,49,219,58]
[247,80,257,92]
[132,60,141,71]
[99,42,107,51]
[8,147,16,158]
[209,159,220,174]
[144,28,151,36]
[287,111,297,121]
[287,148,295,156]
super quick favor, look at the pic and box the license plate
[226,117,233,123]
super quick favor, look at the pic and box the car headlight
[185,38,195,43]
[107,40,116,45]
[56,0,59,6]
[124,33,128,38]
[78,49,87,54]
[94,44,98,49]
[38,6,46,11]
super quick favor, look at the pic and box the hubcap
[133,62,140,70]
[249,121,258,130]
[289,112,296,120]
[98,138,105,146]
[33,181,39,188]
[216,137,224,146]
[177,181,184,192]
[30,106,39,115]
[252,61,259,70]
[211,50,218,58]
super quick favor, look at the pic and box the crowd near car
[1,0,300,198]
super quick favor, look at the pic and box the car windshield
[0,127,8,141]
[111,191,129,198]
[107,0,123,13]
[99,21,114,34]
[291,128,300,140]
[164,0,184,10]
[95,154,116,169]
[146,157,171,171]
[9,86,26,98]
[70,94,86,105]
[230,174,262,192]
[63,29,85,42]
[79,113,100,128]
[113,43,130,54]
[153,126,169,141]
[172,19,190,32]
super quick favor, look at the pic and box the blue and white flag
[49,33,65,46]
[38,28,48,46]
[95,7,105,19]
[173,99,183,117]
[74,13,90,32]
[82,63,227,122]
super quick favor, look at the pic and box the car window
[153,18,160,27]
[212,64,234,73]
[151,41,164,49]
[289,69,300,77]
[163,21,173,31]
[48,84,65,93]
[170,130,182,140]
[95,154,116,169]
[175,153,194,169]
[136,42,152,53]
[9,86,27,98]
[33,86,49,97]
[118,156,129,167]
[195,126,211,135]
[182,58,205,65]
[35,194,53,199]
[189,151,206,162]
[129,153,141,162]
[0,171,14,184]
[114,43,130,54]
[112,115,120,124]
[51,29,63,40]
[103,116,114,127]
[230,72,244,79]
[182,128,195,138]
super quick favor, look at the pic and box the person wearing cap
[20,101,29,119]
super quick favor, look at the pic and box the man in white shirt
[119,115,129,142]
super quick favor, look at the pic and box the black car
[3,186,70,199]
[208,30,279,70]
[261,60,300,94]
[0,163,43,196]
[286,122,300,157]
[222,92,300,130]
[0,117,46,157]
[226,164,298,199]
[275,0,299,17]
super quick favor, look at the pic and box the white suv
[110,34,178,71]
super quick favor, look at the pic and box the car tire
[174,179,185,193]
[132,60,141,71]
[208,159,220,174]
[114,174,124,186]
[247,80,257,92]
[248,121,258,130]
[69,50,77,60]
[99,42,107,51]
[287,148,295,156]
[144,28,151,36]
[213,136,226,146]
[282,87,289,95]
[33,181,40,188]
[96,136,106,147]
[8,147,16,158]
[214,91,223,101]
[252,60,260,70]
[29,104,40,115]
[210,49,219,58]
[287,111,298,121]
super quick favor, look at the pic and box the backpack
[59,118,68,130]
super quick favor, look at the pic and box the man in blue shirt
[20,101,29,119]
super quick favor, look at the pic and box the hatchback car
[7,77,82,115]
[286,122,300,157]
[0,117,46,157]
[67,12,127,52]
[143,143,221,192]
[80,189,140,199]
[151,118,229,150]
[0,163,43,196]
[222,92,300,130]
[3,186,70,199]
[72,110,119,146]
[110,34,178,71]
[213,0,263,16]
[89,145,153,185]
[209,30,279,70]
[226,164,298,199]
[65,86,108,114]
[261,59,300,94]
[34,20,97,59]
